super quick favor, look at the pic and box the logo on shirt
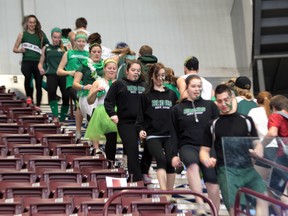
[151,100,173,109]
[70,54,88,59]
[127,85,145,94]
[183,107,206,116]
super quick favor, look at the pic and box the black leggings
[46,74,69,106]
[105,132,118,162]
[118,123,150,182]
[21,60,43,106]
[146,137,175,173]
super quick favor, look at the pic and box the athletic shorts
[217,166,266,210]
[179,145,217,184]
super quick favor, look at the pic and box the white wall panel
[0,0,252,82]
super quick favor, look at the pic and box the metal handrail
[234,187,288,216]
[252,155,288,173]
[102,189,218,216]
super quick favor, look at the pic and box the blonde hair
[73,31,87,50]
[234,86,254,100]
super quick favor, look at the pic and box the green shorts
[217,166,266,210]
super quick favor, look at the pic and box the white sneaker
[143,174,153,184]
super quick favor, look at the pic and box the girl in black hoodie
[136,63,178,193]
[170,75,220,215]
[104,59,149,182]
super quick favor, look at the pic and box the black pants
[118,123,151,182]
[46,74,69,106]
[105,132,118,161]
[21,60,43,106]
[146,137,175,173]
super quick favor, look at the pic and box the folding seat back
[8,143,49,156]
[7,107,37,119]
[0,156,22,170]
[23,197,73,215]
[0,169,37,183]
[0,182,49,199]
[23,155,67,171]
[0,99,26,108]
[49,143,90,156]
[122,196,171,214]
[25,122,62,135]
[16,114,49,124]
[0,92,16,100]
[0,197,23,215]
[0,123,24,134]
[42,168,82,183]
[66,154,108,169]
[36,132,75,145]
[50,182,98,198]
[80,197,122,214]
[0,133,36,145]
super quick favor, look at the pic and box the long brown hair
[22,15,44,44]
[256,91,272,118]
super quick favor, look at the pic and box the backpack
[116,55,127,80]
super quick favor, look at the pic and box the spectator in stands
[234,76,257,115]
[86,59,118,160]
[262,95,288,200]
[13,14,49,109]
[137,45,158,75]
[115,41,129,49]
[177,56,214,100]
[104,59,150,182]
[73,43,104,120]
[164,67,180,99]
[61,28,72,50]
[136,63,177,196]
[57,31,89,142]
[248,91,277,181]
[72,43,104,153]
[200,84,267,216]
[87,32,112,60]
[111,46,136,80]
[38,27,69,123]
[171,75,220,215]
[68,17,90,48]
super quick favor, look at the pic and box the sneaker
[143,174,153,184]
[75,132,81,143]
[34,106,42,112]
[26,97,32,105]
[95,148,103,154]
[52,117,59,123]
[196,203,207,216]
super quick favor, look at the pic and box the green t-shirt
[237,98,258,115]
[65,50,89,88]
[21,31,49,61]
[44,44,65,75]
[76,59,104,97]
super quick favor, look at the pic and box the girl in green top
[57,31,89,142]
[38,27,69,123]
[13,15,49,108]
[73,43,104,121]
[73,43,104,153]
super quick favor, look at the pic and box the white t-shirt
[181,74,213,100]
[248,106,277,147]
